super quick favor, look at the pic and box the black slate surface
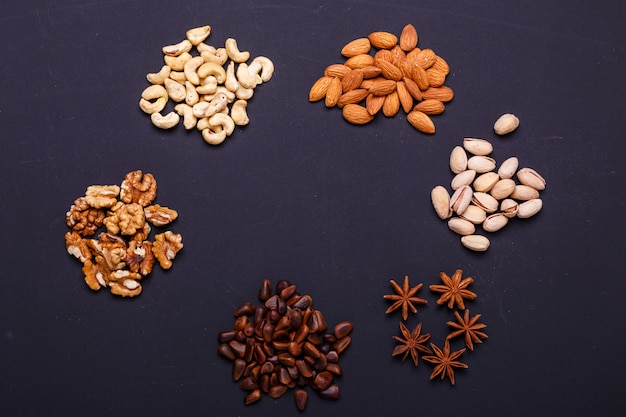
[1,1,625,416]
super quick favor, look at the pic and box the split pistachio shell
[463,138,493,156]
[490,179,516,200]
[473,172,500,192]
[483,213,509,232]
[461,235,490,252]
[431,186,452,219]
[472,192,499,213]
[517,167,546,191]
[448,217,475,236]
[494,113,520,135]
[500,198,519,218]
[517,198,542,218]
[459,204,486,225]
[450,185,473,215]
[497,157,519,179]
[451,170,476,190]
[510,184,540,200]
[450,146,468,174]
[467,155,496,173]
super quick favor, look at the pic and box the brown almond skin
[325,77,342,107]
[324,63,351,78]
[382,91,400,117]
[361,65,382,79]
[309,76,333,102]
[402,77,423,100]
[415,48,437,69]
[337,88,369,108]
[340,37,371,57]
[412,64,430,90]
[368,79,397,96]
[426,68,446,87]
[396,81,414,113]
[399,24,418,51]
[368,31,398,49]
[422,85,454,102]
[344,54,374,69]
[413,99,445,115]
[366,93,385,115]
[375,59,403,81]
[341,69,364,92]
[407,110,435,134]
[342,103,374,124]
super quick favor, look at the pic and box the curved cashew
[164,52,192,71]
[146,65,171,85]
[192,101,210,118]
[203,86,235,102]
[200,48,228,66]
[236,63,258,89]
[230,100,249,126]
[196,117,211,131]
[186,25,211,46]
[163,78,186,102]
[169,70,186,83]
[183,56,204,85]
[162,39,192,56]
[175,103,197,130]
[235,85,254,100]
[225,38,250,63]
[192,92,229,117]
[248,56,275,83]
[224,61,239,92]
[197,62,226,84]
[209,113,235,136]
[196,42,216,54]
[202,128,227,145]
[151,111,180,129]
[196,77,217,95]
[139,84,168,114]
[185,81,199,105]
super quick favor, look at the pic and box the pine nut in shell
[517,198,543,219]
[461,235,490,252]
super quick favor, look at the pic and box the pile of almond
[308,24,453,134]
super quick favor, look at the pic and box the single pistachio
[449,185,473,215]
[450,146,468,174]
[497,156,519,179]
[472,192,499,213]
[510,184,540,201]
[500,198,519,218]
[463,138,493,156]
[448,217,475,236]
[517,167,546,191]
[490,178,516,200]
[451,170,476,190]
[517,198,543,219]
[473,172,500,192]
[494,113,520,135]
[467,155,496,173]
[461,234,490,252]
[482,213,509,232]
[458,204,487,225]
[431,185,452,219]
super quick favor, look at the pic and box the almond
[368,79,397,96]
[407,110,435,134]
[309,76,333,102]
[368,31,398,49]
[406,47,422,64]
[399,24,418,51]
[412,64,430,90]
[421,85,454,102]
[431,56,450,75]
[415,48,437,69]
[374,49,393,62]
[375,59,403,81]
[324,64,351,78]
[402,77,423,101]
[325,77,342,108]
[337,88,369,108]
[342,103,374,124]
[413,99,445,115]
[382,91,400,117]
[398,58,414,79]
[341,38,371,57]
[390,45,406,67]
[365,93,385,115]
[426,68,446,87]
[344,53,375,69]
[396,81,413,113]
[341,69,364,92]
[361,65,382,79]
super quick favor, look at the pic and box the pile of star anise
[383,269,488,385]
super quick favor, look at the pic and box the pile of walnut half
[64,170,183,297]
[139,25,274,145]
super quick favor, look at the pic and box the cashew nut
[201,128,227,145]
[185,81,199,105]
[224,61,239,92]
[192,92,228,118]
[169,70,187,84]
[197,62,226,84]
[139,85,168,114]
[196,42,216,54]
[192,101,210,118]
[235,85,254,100]
[186,25,211,46]
[196,76,217,94]
[162,39,192,56]
[175,103,197,130]
[182,56,204,85]
[163,78,186,102]
[200,48,228,66]
[248,56,275,83]
[164,51,192,71]
[209,113,235,136]
[230,100,249,126]
[203,86,235,103]
[196,117,211,131]
[236,63,258,89]
[151,111,180,129]
[146,65,171,85]
[225,38,250,63]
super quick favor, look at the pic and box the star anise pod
[429,269,477,310]
[392,322,432,366]
[384,275,428,320]
[422,339,468,385]
[446,309,488,351]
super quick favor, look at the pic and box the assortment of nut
[431,136,546,251]
[139,25,275,145]
[217,279,353,410]
[64,170,183,297]
[308,24,454,133]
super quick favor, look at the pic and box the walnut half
[153,231,183,270]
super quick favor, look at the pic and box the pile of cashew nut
[139,25,275,145]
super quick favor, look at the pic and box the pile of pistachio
[431,137,546,251]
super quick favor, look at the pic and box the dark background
[1,1,624,416]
